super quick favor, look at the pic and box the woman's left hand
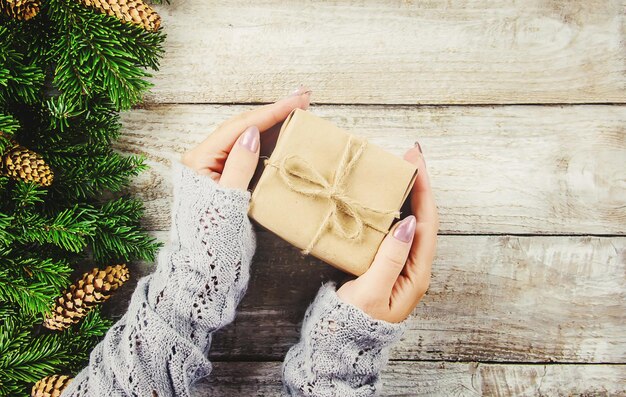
[337,143,438,323]
[181,87,311,191]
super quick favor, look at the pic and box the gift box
[248,109,418,276]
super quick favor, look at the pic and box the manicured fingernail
[414,140,423,153]
[239,126,259,152]
[393,215,416,242]
[290,85,312,97]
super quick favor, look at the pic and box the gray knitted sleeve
[282,283,406,397]
[61,160,256,397]
[60,160,405,397]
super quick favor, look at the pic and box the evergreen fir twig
[15,206,97,252]
[46,0,165,110]
[0,308,112,394]
[0,0,165,393]
[0,25,44,104]
[91,197,158,262]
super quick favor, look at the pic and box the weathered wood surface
[104,233,626,363]
[110,1,626,392]
[190,361,626,396]
[117,104,626,234]
[147,0,626,105]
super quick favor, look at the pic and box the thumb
[219,125,260,190]
[359,215,416,296]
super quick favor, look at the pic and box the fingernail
[393,215,416,243]
[414,140,423,153]
[290,85,312,97]
[239,126,259,152]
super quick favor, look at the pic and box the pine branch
[0,302,17,322]
[15,205,97,252]
[65,308,112,373]
[76,307,112,339]
[0,0,166,391]
[0,312,37,396]
[1,332,74,385]
[34,97,122,150]
[45,95,87,132]
[10,181,47,212]
[0,307,112,395]
[0,113,19,135]
[0,272,54,317]
[90,196,160,262]
[0,25,44,105]
[45,0,165,110]
[0,245,71,317]
[0,246,72,292]
[75,101,122,145]
[0,212,13,246]
[0,177,8,195]
[0,311,35,358]
[0,113,19,156]
[46,152,147,200]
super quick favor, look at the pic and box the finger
[400,143,438,289]
[404,144,437,223]
[388,219,436,321]
[212,89,312,151]
[359,215,416,297]
[219,125,260,190]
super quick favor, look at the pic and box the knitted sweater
[61,161,406,397]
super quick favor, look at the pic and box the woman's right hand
[181,87,311,191]
[337,143,438,323]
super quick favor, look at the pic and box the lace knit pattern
[61,160,405,397]
[282,283,406,397]
[61,161,255,397]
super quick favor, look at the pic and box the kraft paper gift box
[248,109,418,276]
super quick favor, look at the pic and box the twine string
[263,135,400,255]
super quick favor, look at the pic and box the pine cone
[1,144,54,187]
[31,375,73,397]
[43,264,130,331]
[81,0,161,32]
[0,0,40,20]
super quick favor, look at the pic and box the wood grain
[147,0,626,105]
[117,104,626,234]
[104,233,626,363]
[103,1,626,391]
[190,361,626,396]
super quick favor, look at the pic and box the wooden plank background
[118,105,626,234]
[192,362,626,396]
[108,1,626,395]
[144,0,626,105]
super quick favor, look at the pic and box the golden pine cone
[0,0,40,20]
[1,144,54,187]
[81,0,161,32]
[43,264,130,331]
[31,375,73,397]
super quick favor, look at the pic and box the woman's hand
[337,143,439,323]
[181,87,312,190]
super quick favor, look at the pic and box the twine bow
[264,135,400,255]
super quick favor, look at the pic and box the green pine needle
[91,197,161,262]
[0,274,54,317]
[0,26,45,105]
[45,0,165,110]
[0,212,13,246]
[15,206,98,253]
[0,0,165,392]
